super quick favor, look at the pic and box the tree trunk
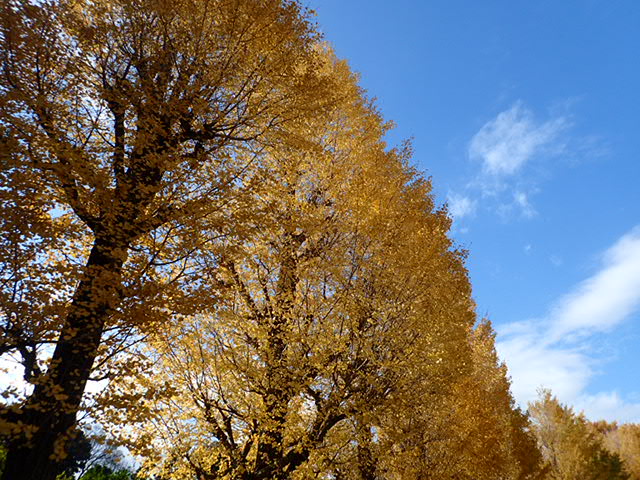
[2,236,128,480]
[356,421,378,480]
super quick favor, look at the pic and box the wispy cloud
[447,193,477,220]
[498,324,592,402]
[513,191,537,218]
[575,392,640,423]
[454,101,570,223]
[550,254,564,267]
[497,227,640,421]
[549,227,640,338]
[498,190,538,219]
[469,102,568,177]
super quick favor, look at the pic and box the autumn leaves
[0,1,608,480]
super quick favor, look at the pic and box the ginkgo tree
[528,390,629,480]
[600,423,640,480]
[0,1,566,479]
[99,52,548,479]
[370,320,546,480]
[101,53,479,479]
[0,0,341,478]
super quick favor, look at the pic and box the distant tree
[72,432,134,479]
[529,390,629,480]
[598,422,640,480]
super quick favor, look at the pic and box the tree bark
[2,236,128,480]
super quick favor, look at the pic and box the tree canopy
[0,1,637,480]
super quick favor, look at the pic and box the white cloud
[550,254,564,267]
[0,353,109,401]
[0,356,32,398]
[575,391,640,423]
[447,193,477,219]
[498,191,537,219]
[513,191,536,218]
[550,227,640,338]
[497,327,592,404]
[454,101,570,223]
[469,102,567,176]
[497,226,640,421]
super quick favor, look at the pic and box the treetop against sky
[0,1,638,479]
[309,0,640,422]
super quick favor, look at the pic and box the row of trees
[528,392,639,480]
[1,0,345,477]
[4,388,638,480]
[0,0,637,479]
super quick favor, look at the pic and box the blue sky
[308,0,640,422]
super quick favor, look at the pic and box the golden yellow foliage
[529,391,629,480]
[103,54,478,479]
[0,2,565,480]
[596,422,640,479]
[376,320,545,480]
[0,0,340,478]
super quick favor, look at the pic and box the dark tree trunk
[2,236,128,480]
[356,422,378,480]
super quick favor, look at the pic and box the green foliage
[0,444,5,477]
[79,465,135,480]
